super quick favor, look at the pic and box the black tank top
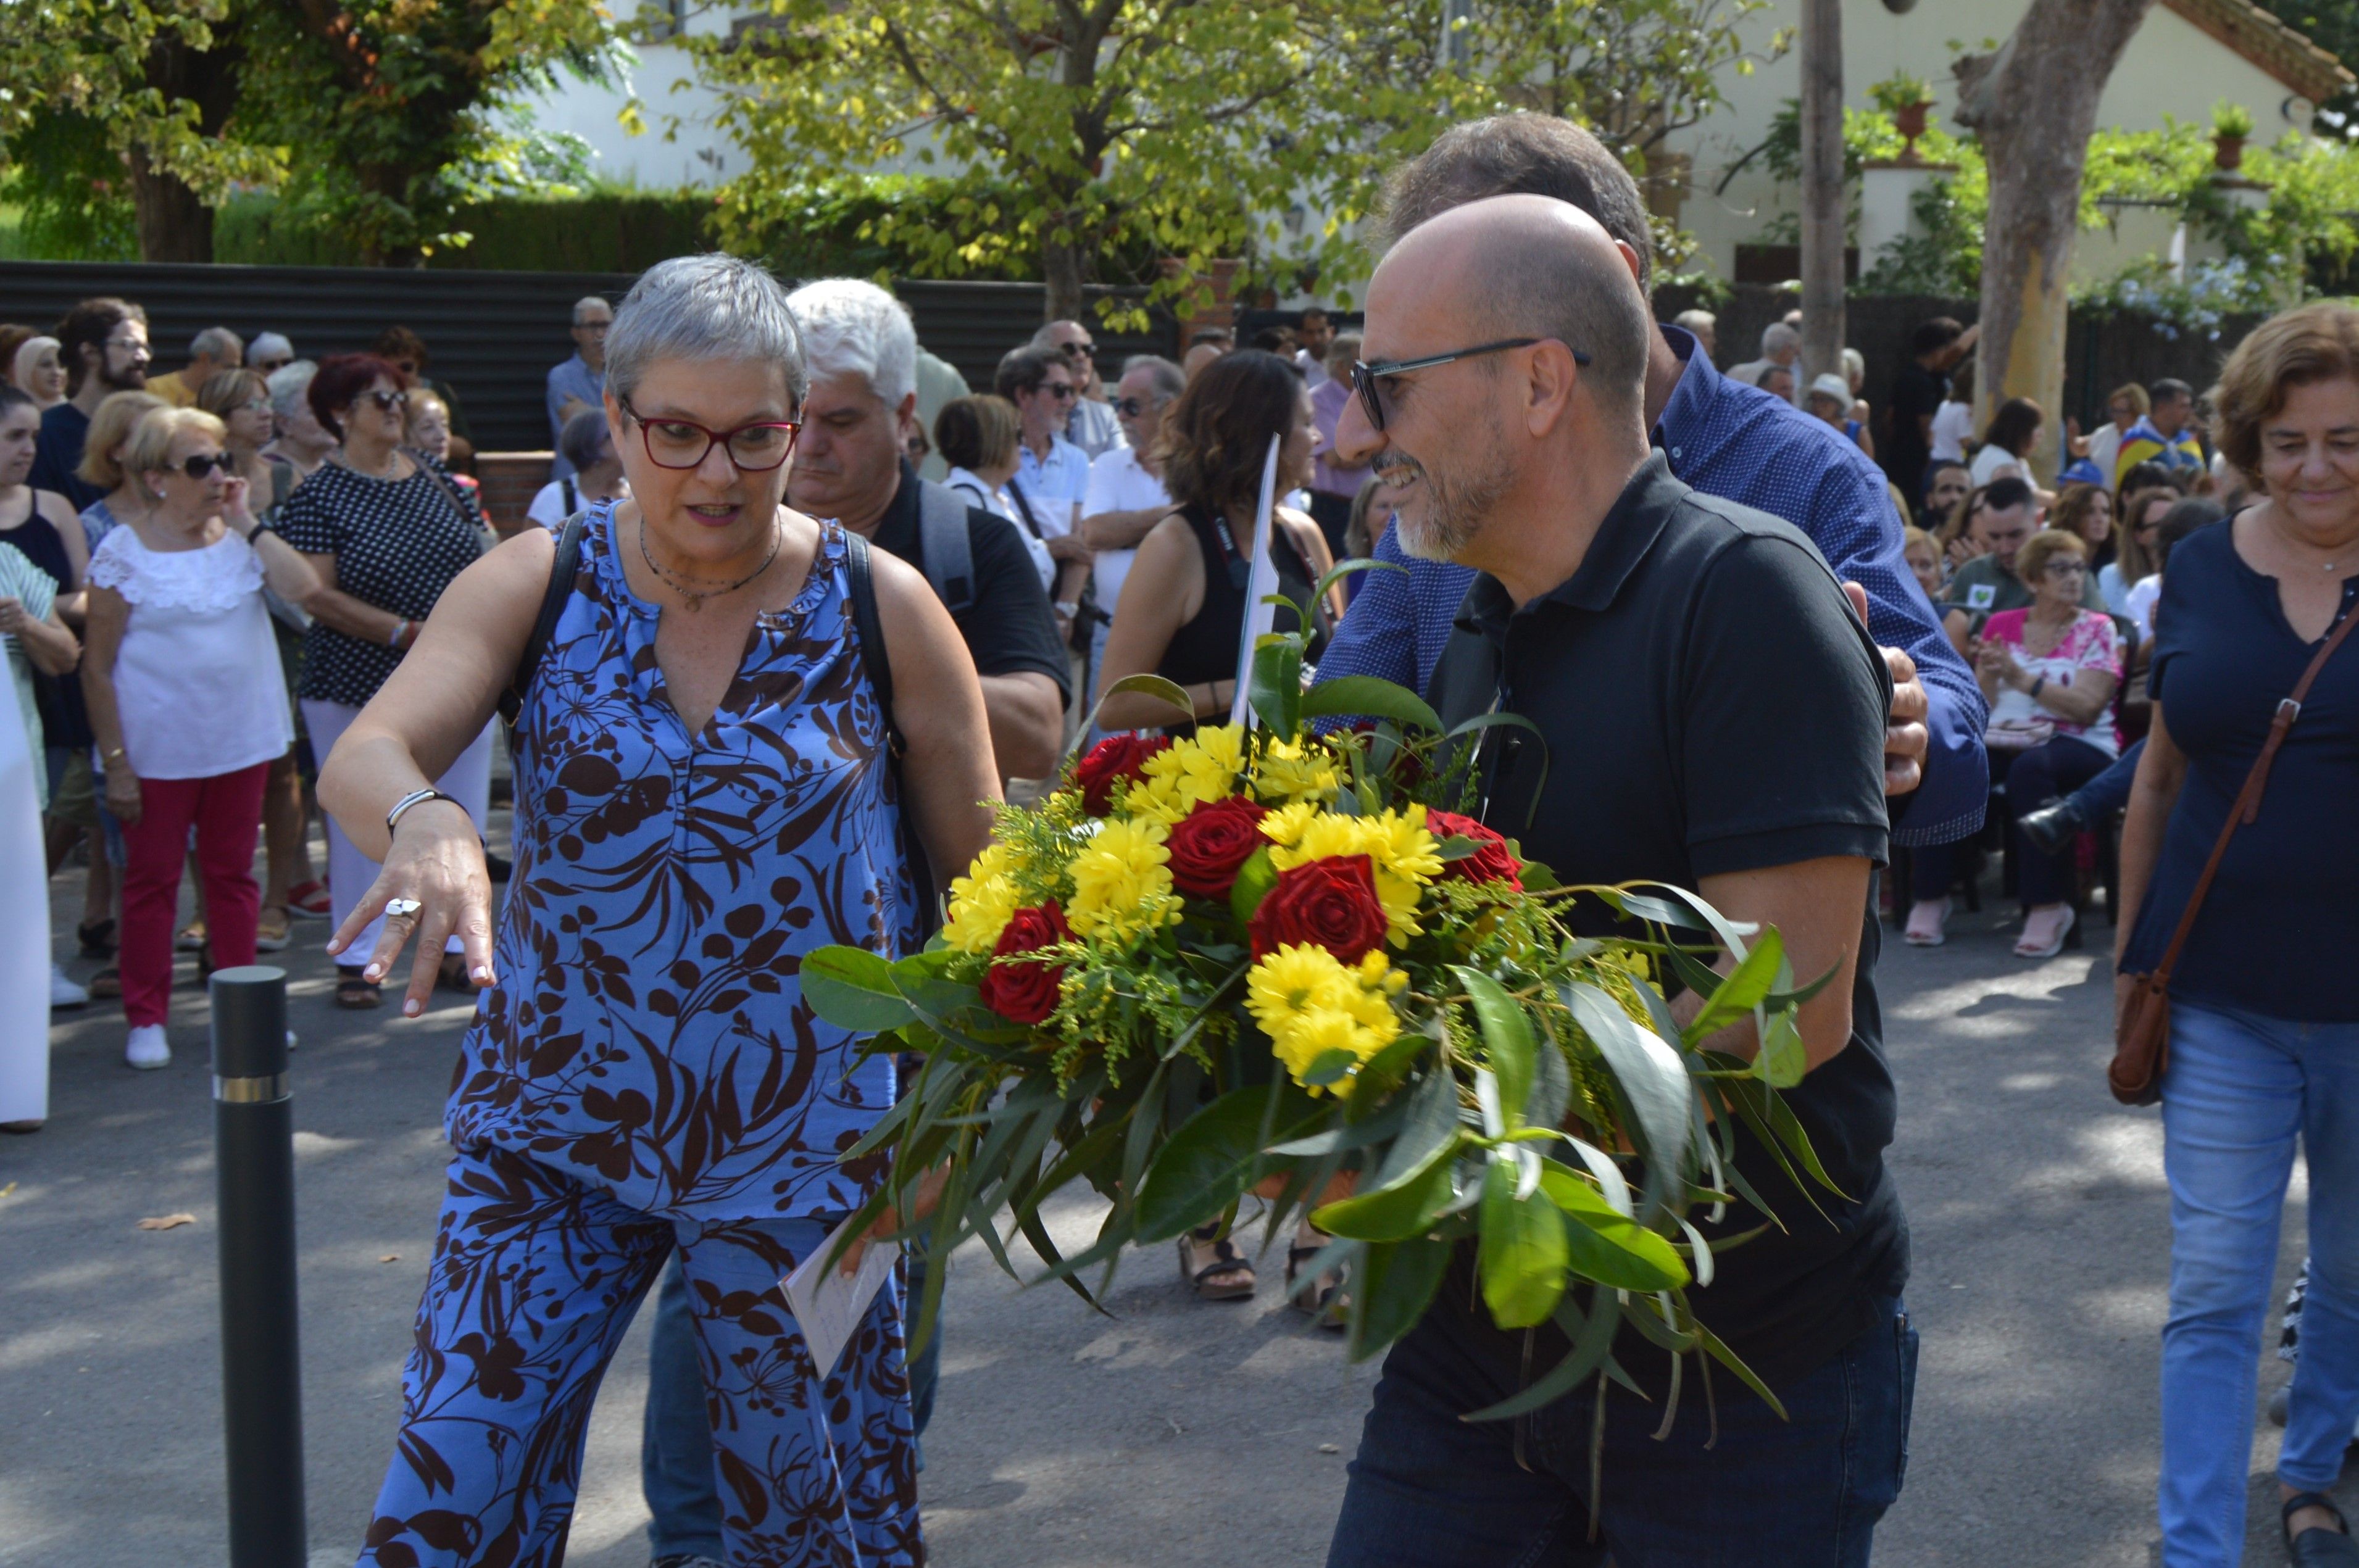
[0,496,90,748]
[1154,503,1321,730]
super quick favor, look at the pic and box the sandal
[335,967,382,1010]
[1179,1224,1255,1301]
[285,880,331,918]
[1903,897,1949,947]
[2283,1492,2359,1566]
[2015,904,2076,960]
[77,918,116,958]
[1286,1243,1349,1330]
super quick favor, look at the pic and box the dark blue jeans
[1913,735,2112,907]
[2068,737,2144,824]
[1326,1293,1917,1568]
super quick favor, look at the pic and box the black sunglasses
[1042,383,1078,403]
[1113,396,1157,418]
[367,388,409,412]
[179,451,231,479]
[1059,341,1096,359]
[1350,337,1586,433]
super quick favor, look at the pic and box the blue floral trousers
[356,1142,921,1567]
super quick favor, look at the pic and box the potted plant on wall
[1870,71,1936,164]
[2213,101,2255,172]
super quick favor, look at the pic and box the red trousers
[119,763,269,1029]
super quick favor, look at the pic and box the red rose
[1427,808,1523,890]
[1165,795,1269,900]
[1072,732,1172,817]
[1250,855,1391,963]
[979,902,1073,1025]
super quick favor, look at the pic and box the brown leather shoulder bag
[2110,608,2359,1105]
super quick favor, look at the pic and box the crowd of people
[1,104,2352,1568]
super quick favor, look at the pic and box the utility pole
[1799,0,1847,392]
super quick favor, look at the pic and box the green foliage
[0,112,139,262]
[1865,70,1934,115]
[212,186,716,271]
[2213,100,2257,139]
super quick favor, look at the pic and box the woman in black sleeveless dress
[1092,348,1341,1306]
[1095,349,1337,739]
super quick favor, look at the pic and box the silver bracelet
[385,787,462,837]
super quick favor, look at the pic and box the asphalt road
[3,847,2347,1567]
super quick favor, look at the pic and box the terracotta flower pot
[2214,133,2245,172]
[1893,101,1931,140]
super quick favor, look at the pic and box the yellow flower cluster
[1262,802,1444,945]
[1129,725,1247,824]
[1246,944,1410,1094]
[1254,737,1343,806]
[943,842,1021,955]
[1065,817,1181,940]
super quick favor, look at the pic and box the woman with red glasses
[272,352,494,1008]
[316,254,994,1567]
[80,406,322,1069]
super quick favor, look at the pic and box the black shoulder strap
[500,510,588,731]
[915,478,976,616]
[561,476,576,516]
[842,531,939,936]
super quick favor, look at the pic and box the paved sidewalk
[1,861,2345,1565]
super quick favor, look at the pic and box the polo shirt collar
[1457,450,1683,636]
[1650,324,1720,457]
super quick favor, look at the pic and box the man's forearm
[978,672,1065,782]
[1081,505,1168,552]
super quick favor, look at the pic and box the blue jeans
[1325,1290,1916,1567]
[2067,737,2144,823]
[641,1260,723,1564]
[643,1247,942,1555]
[2159,1000,2359,1567]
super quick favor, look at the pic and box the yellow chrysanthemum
[942,842,1021,955]
[1246,945,1408,1095]
[1254,737,1342,806]
[1265,805,1444,945]
[1130,724,1248,824]
[1064,817,1181,940]
[1258,800,1321,850]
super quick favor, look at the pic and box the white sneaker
[125,1025,170,1071]
[50,963,89,1009]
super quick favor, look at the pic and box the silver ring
[383,898,424,921]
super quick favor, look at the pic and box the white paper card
[781,1213,899,1382]
[1229,433,1285,729]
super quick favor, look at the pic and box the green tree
[0,0,625,265]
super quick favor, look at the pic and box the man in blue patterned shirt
[1318,115,1987,846]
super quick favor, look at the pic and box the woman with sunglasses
[272,352,494,1008]
[80,407,322,1069]
[317,253,991,1567]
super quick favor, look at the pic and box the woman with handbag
[272,352,496,1009]
[2114,301,2359,1568]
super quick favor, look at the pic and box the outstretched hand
[325,797,497,1017]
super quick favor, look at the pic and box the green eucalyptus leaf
[801,946,917,1032]
[1344,1024,1436,1114]
[1313,1135,1459,1242]
[1303,1047,1360,1088]
[1313,555,1403,608]
[1134,1088,1273,1243]
[1300,676,1443,734]
[1454,967,1536,1130]
[1479,1155,1571,1329]
[1526,1034,1573,1139]
[1249,634,1303,736]
[1229,848,1278,927]
[1561,981,1691,1201]
[1539,1159,1691,1292]
[1345,1235,1451,1363]
[1756,1011,1807,1088]
[1681,927,1783,1045]
[1375,1066,1463,1184]
[1462,1292,1623,1422]
[1087,672,1193,734]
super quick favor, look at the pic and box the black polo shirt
[1426,450,1903,1392]
[868,458,1071,702]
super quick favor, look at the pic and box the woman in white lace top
[81,407,322,1071]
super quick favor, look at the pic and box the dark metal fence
[0,262,1179,451]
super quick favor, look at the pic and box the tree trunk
[1043,232,1088,325]
[129,148,214,263]
[1797,0,1845,391]
[1956,0,2154,481]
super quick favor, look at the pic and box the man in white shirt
[1080,355,1184,699]
[1294,307,1335,389]
[996,343,1096,620]
[1726,320,1805,405]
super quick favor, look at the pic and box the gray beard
[1391,445,1515,564]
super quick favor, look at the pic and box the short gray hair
[558,407,611,475]
[1673,309,1715,334]
[1762,321,1800,355]
[191,325,241,360]
[573,294,613,325]
[605,254,805,409]
[786,278,917,407]
[1119,354,1186,402]
[265,360,317,418]
[249,331,293,362]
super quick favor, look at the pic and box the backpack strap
[499,510,589,734]
[915,478,975,616]
[842,530,938,937]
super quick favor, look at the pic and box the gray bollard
[210,965,307,1567]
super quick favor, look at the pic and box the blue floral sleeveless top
[446,504,910,1221]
